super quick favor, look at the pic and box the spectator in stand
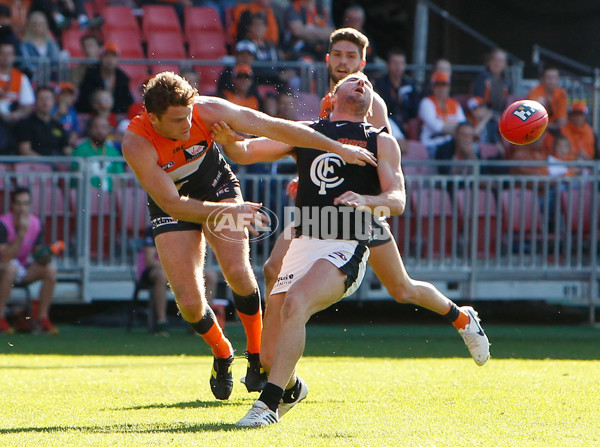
[0,43,35,124]
[72,115,124,192]
[547,134,578,178]
[16,86,72,156]
[342,5,377,64]
[52,82,81,147]
[217,41,260,99]
[466,96,500,144]
[231,0,280,46]
[137,225,169,335]
[70,33,101,87]
[19,11,64,83]
[422,58,452,97]
[528,66,568,134]
[509,133,548,177]
[471,48,510,120]
[435,121,479,177]
[418,71,465,158]
[560,100,596,160]
[0,6,23,60]
[90,89,118,128]
[0,187,59,335]
[76,42,133,115]
[283,0,334,61]
[277,92,297,120]
[220,64,261,111]
[29,0,92,38]
[375,48,419,136]
[240,13,291,91]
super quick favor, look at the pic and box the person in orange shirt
[231,0,280,45]
[221,64,260,111]
[560,100,596,160]
[121,71,376,402]
[528,66,568,133]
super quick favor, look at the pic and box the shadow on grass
[2,324,600,360]
[117,399,250,411]
[0,421,247,435]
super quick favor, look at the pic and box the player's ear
[148,113,159,125]
[359,60,366,71]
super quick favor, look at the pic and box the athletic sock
[259,382,284,413]
[189,306,233,358]
[443,303,470,330]
[233,290,262,354]
[282,377,300,403]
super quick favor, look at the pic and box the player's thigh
[264,225,293,278]
[284,259,346,320]
[204,199,254,280]
[154,229,206,299]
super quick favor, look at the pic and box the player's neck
[330,110,364,123]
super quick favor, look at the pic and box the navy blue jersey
[294,120,384,241]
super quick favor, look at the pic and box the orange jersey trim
[127,106,214,182]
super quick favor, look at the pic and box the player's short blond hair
[332,71,371,94]
[329,28,369,61]
[143,72,198,118]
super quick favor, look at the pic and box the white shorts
[10,259,27,284]
[271,236,370,298]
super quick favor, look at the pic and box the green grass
[1,324,600,446]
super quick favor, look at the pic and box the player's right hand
[211,121,244,146]
[339,144,377,167]
[227,201,269,236]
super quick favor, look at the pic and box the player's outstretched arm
[211,121,294,164]
[333,132,405,216]
[198,98,376,167]
[122,131,265,232]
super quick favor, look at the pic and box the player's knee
[387,279,417,304]
[263,258,280,284]
[1,262,18,282]
[175,295,206,322]
[223,261,254,286]
[280,289,309,323]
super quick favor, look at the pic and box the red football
[499,99,549,145]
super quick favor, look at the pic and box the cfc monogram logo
[512,104,538,121]
[310,153,346,195]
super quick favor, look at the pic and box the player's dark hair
[329,28,369,60]
[143,72,198,118]
[11,187,31,204]
[387,48,406,61]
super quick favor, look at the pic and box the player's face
[335,75,373,113]
[327,41,365,84]
[151,105,193,141]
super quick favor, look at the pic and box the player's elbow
[389,192,406,216]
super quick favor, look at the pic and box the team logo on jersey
[310,153,346,195]
[161,161,175,170]
[184,144,207,162]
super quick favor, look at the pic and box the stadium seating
[402,140,432,178]
[479,142,501,160]
[61,29,90,58]
[184,6,224,41]
[122,186,150,239]
[102,6,141,36]
[501,189,542,254]
[188,31,228,94]
[561,184,596,237]
[406,118,421,140]
[102,30,145,59]
[456,187,498,258]
[142,5,182,41]
[411,188,453,258]
[146,32,187,74]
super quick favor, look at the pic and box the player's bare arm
[370,92,393,131]
[211,121,295,164]
[122,131,264,232]
[334,132,405,216]
[197,98,376,167]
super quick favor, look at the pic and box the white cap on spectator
[236,40,257,55]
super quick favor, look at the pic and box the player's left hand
[211,121,244,146]
[338,144,377,167]
[333,191,368,209]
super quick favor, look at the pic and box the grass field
[1,323,600,446]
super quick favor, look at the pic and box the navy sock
[443,302,460,323]
[259,382,284,413]
[282,378,300,403]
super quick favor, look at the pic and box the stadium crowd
[0,1,599,336]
